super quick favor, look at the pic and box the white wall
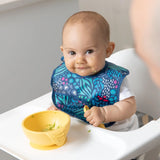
[79,0,133,52]
[0,0,79,113]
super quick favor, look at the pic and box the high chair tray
[1,93,160,160]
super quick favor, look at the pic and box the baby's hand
[84,106,105,127]
[47,105,59,111]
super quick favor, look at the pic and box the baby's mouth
[76,66,88,70]
[76,67,86,69]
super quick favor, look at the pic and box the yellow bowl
[22,110,70,150]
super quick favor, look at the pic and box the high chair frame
[106,48,160,159]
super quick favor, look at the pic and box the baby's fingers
[47,105,58,111]
[87,117,100,127]
[85,113,93,122]
[84,109,92,118]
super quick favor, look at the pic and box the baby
[48,11,138,131]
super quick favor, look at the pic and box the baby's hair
[62,11,110,42]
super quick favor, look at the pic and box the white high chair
[107,48,160,160]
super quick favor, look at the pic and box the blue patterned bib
[51,61,129,127]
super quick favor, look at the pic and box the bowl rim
[22,110,70,133]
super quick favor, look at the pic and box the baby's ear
[106,42,115,58]
[60,46,64,52]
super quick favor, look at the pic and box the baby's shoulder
[106,61,129,75]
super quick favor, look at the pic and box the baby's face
[61,22,109,76]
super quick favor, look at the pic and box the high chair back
[106,48,160,119]
[106,48,160,159]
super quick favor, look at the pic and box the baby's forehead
[64,20,100,32]
[62,11,110,42]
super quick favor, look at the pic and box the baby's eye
[86,50,94,54]
[69,51,76,55]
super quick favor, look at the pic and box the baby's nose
[76,54,85,64]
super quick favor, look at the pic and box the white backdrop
[0,0,79,113]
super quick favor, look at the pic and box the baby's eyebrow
[84,45,97,49]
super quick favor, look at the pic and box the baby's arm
[84,96,136,127]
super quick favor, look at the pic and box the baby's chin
[74,71,98,77]
[68,68,98,77]
[72,72,89,77]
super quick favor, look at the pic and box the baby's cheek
[67,67,75,73]
[93,66,101,74]
[93,69,98,74]
[65,63,74,71]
